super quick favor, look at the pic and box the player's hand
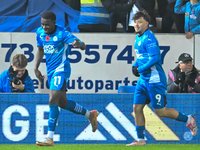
[186,32,194,39]
[132,66,140,77]
[71,39,81,48]
[71,39,86,50]
[185,75,195,87]
[34,69,44,83]
[174,72,185,84]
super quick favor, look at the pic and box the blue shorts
[134,79,167,109]
[47,72,70,91]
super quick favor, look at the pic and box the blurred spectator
[78,0,110,32]
[175,0,200,39]
[62,0,81,32]
[62,0,81,11]
[128,0,158,33]
[156,0,168,17]
[167,53,200,93]
[101,0,135,32]
[162,0,187,33]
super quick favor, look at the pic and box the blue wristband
[79,41,83,47]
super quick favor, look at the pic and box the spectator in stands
[62,0,81,32]
[128,0,158,33]
[167,53,200,93]
[156,0,168,17]
[162,0,187,33]
[101,0,135,32]
[62,0,80,11]
[0,54,35,93]
[175,0,200,39]
[78,0,110,32]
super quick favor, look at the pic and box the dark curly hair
[41,11,56,21]
[132,11,151,23]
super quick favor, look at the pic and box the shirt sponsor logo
[190,14,197,19]
[43,44,55,54]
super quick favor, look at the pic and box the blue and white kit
[133,29,167,109]
[36,25,78,90]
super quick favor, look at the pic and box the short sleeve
[36,31,43,47]
[63,30,79,44]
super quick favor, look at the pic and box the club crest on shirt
[53,36,58,41]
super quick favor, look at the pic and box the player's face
[179,60,193,72]
[134,17,149,35]
[41,18,56,34]
[12,65,26,78]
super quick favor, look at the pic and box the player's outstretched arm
[72,39,86,50]
[34,46,45,83]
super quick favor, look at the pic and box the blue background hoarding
[0,94,199,144]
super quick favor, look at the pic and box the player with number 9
[126,11,197,146]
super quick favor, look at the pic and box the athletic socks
[136,126,145,139]
[186,115,193,124]
[48,104,59,132]
[84,110,90,119]
[47,131,54,139]
[176,112,188,123]
[47,101,88,138]
[63,100,87,116]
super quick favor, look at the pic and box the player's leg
[126,80,147,146]
[126,104,147,146]
[126,104,146,146]
[155,107,197,136]
[36,74,65,146]
[61,99,99,132]
[150,83,197,136]
[58,80,99,132]
[134,104,146,126]
[36,90,61,146]
[155,107,181,119]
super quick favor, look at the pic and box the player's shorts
[47,71,70,91]
[134,79,167,109]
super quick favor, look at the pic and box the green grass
[0,144,199,150]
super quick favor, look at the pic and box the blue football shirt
[133,29,167,85]
[36,25,79,77]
